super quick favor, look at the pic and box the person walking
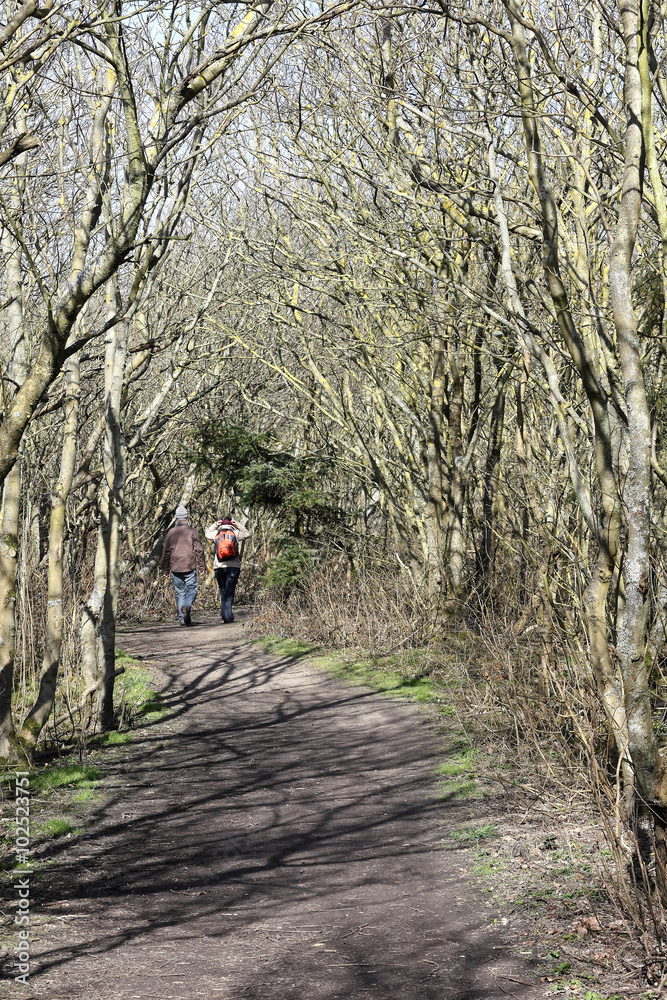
[162,505,206,626]
[205,516,250,623]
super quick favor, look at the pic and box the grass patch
[435,747,479,777]
[37,817,80,838]
[436,778,478,800]
[71,787,101,804]
[450,823,499,843]
[547,986,623,999]
[98,730,134,746]
[434,743,481,800]
[139,692,168,721]
[253,636,316,658]
[84,652,171,739]
[114,651,169,720]
[320,655,439,702]
[33,764,101,795]
[471,854,507,877]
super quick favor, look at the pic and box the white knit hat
[175,504,188,519]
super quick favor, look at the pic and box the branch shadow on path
[3,616,543,1000]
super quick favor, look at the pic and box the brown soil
[1,613,548,999]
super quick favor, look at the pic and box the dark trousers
[214,567,240,623]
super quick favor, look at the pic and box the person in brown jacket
[161,505,206,626]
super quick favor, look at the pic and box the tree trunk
[79,486,109,731]
[446,334,465,599]
[477,382,505,587]
[99,319,128,729]
[79,313,129,731]
[613,0,667,835]
[20,354,80,751]
[424,330,445,601]
[0,135,28,762]
[0,463,22,761]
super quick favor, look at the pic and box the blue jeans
[214,567,240,622]
[171,570,198,622]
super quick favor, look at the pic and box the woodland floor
[1,612,569,999]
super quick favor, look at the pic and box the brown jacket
[162,520,205,575]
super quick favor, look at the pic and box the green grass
[139,692,168,721]
[471,855,507,877]
[71,787,101,803]
[254,636,315,658]
[550,961,573,976]
[33,764,101,795]
[436,778,478,800]
[433,742,481,800]
[86,652,172,740]
[450,823,499,843]
[37,817,80,838]
[586,995,624,1000]
[98,730,134,746]
[435,747,479,777]
[547,987,624,1000]
[321,655,439,702]
[114,652,168,717]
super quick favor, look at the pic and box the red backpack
[215,527,239,560]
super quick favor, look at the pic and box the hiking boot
[183,605,192,626]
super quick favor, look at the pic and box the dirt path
[4,615,546,999]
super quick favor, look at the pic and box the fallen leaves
[572,915,602,936]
